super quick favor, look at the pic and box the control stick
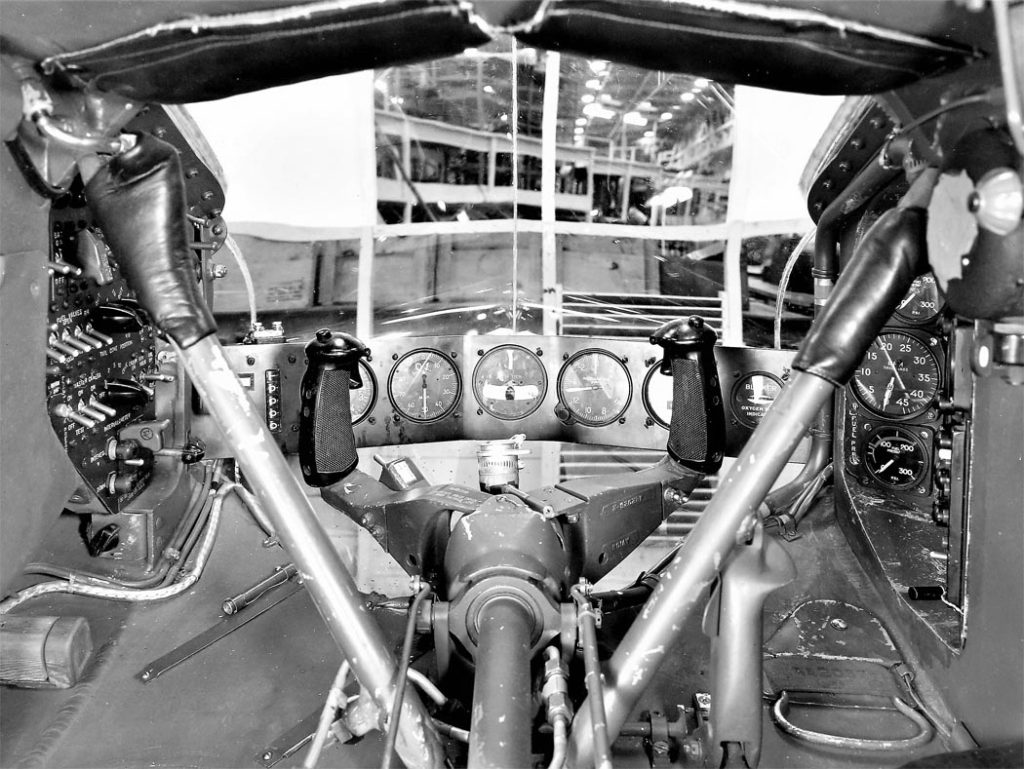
[299,329,369,486]
[650,316,725,473]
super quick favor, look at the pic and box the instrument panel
[196,335,804,459]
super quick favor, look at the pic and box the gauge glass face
[894,273,943,324]
[349,360,376,425]
[850,332,940,419]
[557,350,632,427]
[388,350,460,422]
[643,362,673,428]
[730,372,783,429]
[472,345,547,420]
[864,425,930,490]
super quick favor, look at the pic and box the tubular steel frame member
[568,166,942,765]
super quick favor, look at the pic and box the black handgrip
[793,206,927,385]
[650,316,725,473]
[85,132,216,349]
[299,329,370,487]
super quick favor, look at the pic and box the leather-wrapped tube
[85,132,216,349]
[792,206,928,385]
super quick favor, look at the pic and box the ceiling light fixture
[694,77,710,89]
[660,111,673,121]
[588,59,608,74]
[581,94,595,104]
[681,93,696,103]
[583,103,616,120]
[623,111,647,127]
[585,78,602,90]
[575,117,588,126]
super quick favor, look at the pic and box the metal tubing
[468,596,534,769]
[567,372,836,767]
[573,586,613,769]
[176,336,443,769]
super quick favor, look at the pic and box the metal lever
[771,692,933,751]
[703,523,795,768]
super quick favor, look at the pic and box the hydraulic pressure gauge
[850,332,940,419]
[388,349,460,422]
[557,350,632,427]
[472,345,547,420]
[863,425,930,491]
[349,360,376,425]
[893,273,943,324]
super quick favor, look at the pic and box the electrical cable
[774,229,816,350]
[302,661,351,769]
[511,36,521,334]
[380,582,433,769]
[0,477,246,613]
[224,234,258,329]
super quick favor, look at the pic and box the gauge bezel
[556,349,633,427]
[862,424,932,491]
[849,331,942,421]
[387,348,461,423]
[471,344,547,421]
[641,360,672,429]
[349,359,377,426]
[893,273,944,325]
[729,371,784,430]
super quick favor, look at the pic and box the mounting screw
[246,355,256,366]
[287,353,297,364]
[830,618,848,631]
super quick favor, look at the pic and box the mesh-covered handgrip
[650,316,725,473]
[85,133,216,349]
[299,329,369,487]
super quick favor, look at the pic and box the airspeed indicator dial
[850,332,940,419]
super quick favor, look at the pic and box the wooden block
[0,615,93,688]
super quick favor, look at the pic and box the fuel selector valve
[650,316,726,473]
[299,329,371,487]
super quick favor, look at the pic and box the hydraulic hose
[572,585,613,769]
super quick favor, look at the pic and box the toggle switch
[89,398,117,417]
[50,338,80,358]
[53,403,96,428]
[75,327,106,349]
[102,378,154,407]
[91,300,145,335]
[84,325,114,346]
[63,333,94,353]
[46,348,67,364]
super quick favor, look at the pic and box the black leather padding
[42,0,490,104]
[793,206,928,386]
[515,0,976,95]
[86,132,216,349]
[38,0,976,103]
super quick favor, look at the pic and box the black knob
[299,329,370,486]
[92,300,145,335]
[650,316,725,473]
[102,377,153,407]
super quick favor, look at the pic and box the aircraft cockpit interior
[1,2,1022,768]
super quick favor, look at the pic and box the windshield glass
[197,37,835,350]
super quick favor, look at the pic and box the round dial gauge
[730,372,783,429]
[472,345,547,420]
[642,362,673,428]
[349,360,376,425]
[864,425,930,490]
[894,273,943,324]
[850,332,940,419]
[557,350,632,427]
[388,349,460,422]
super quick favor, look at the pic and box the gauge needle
[880,346,908,391]
[421,374,428,415]
[563,385,600,392]
[897,293,915,310]
[878,459,895,472]
[882,377,895,410]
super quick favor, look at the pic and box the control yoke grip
[650,316,725,474]
[298,328,370,487]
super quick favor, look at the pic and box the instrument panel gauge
[388,349,460,422]
[557,350,632,427]
[863,425,930,490]
[893,273,943,324]
[730,372,783,429]
[349,360,376,425]
[472,344,547,420]
[642,362,673,428]
[850,332,940,419]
